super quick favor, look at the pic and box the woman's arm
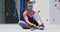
[23,11,34,26]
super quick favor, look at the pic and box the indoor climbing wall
[50,0,60,24]
[33,0,49,24]
[0,0,5,24]
[5,0,19,23]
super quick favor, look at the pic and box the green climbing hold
[53,0,57,2]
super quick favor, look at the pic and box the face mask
[28,7,33,11]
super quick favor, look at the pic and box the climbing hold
[58,0,60,2]
[53,0,57,2]
[46,19,48,21]
[55,4,57,7]
[57,7,59,9]
[38,11,40,12]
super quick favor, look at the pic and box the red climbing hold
[58,0,60,2]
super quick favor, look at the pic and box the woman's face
[27,3,33,8]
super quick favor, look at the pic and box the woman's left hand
[33,24,38,29]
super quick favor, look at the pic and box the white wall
[50,0,60,25]
[33,0,50,25]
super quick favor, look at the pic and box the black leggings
[30,19,38,26]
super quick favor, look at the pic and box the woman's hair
[26,1,32,6]
[25,1,32,10]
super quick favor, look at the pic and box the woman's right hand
[31,24,38,29]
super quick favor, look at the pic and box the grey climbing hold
[55,4,57,7]
[57,7,59,9]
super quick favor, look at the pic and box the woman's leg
[33,13,43,25]
[33,13,44,30]
[18,21,30,29]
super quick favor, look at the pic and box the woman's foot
[38,24,44,30]
[30,25,35,31]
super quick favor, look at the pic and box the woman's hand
[33,24,38,29]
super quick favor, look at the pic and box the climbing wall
[33,0,49,24]
[5,0,19,23]
[0,0,5,23]
[50,0,60,24]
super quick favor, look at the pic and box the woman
[18,1,44,30]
